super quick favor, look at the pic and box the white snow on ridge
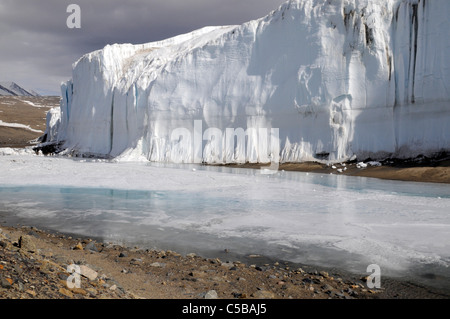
[45,0,450,164]
[21,100,49,108]
[0,120,43,133]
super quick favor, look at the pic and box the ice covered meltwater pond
[0,154,449,289]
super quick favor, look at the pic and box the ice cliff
[44,0,450,164]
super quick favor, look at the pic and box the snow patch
[0,147,36,156]
[0,120,43,133]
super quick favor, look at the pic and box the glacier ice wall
[47,0,450,163]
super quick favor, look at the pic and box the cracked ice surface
[0,153,449,284]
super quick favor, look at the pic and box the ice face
[45,0,449,163]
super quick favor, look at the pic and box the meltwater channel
[1,162,449,291]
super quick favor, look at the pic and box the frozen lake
[0,154,449,290]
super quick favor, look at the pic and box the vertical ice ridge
[409,2,419,104]
[109,90,115,154]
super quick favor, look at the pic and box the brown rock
[71,287,88,296]
[86,288,98,296]
[73,242,83,250]
[252,290,275,299]
[59,287,74,298]
[0,276,13,289]
[18,235,36,253]
[80,265,98,281]
[26,289,36,297]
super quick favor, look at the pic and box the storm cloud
[0,0,285,95]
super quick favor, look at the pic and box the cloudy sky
[0,0,285,96]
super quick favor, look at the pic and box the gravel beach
[1,224,449,301]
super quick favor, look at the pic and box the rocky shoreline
[1,224,449,300]
[223,153,450,184]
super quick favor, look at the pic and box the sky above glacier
[0,0,285,95]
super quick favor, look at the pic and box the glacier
[43,0,450,164]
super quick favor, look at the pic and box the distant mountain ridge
[0,82,40,97]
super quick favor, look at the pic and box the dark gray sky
[0,0,285,95]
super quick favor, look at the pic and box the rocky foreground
[0,224,390,300]
[1,225,449,301]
